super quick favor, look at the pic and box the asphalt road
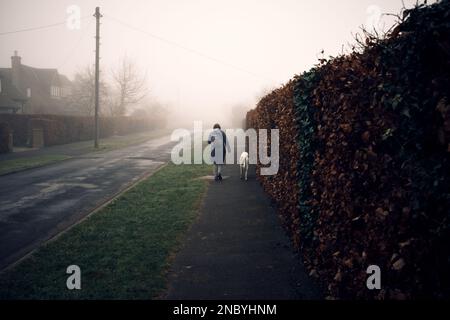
[0,134,176,271]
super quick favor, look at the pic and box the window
[27,88,31,98]
[51,86,62,97]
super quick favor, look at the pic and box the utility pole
[94,7,102,148]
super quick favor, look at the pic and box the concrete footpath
[165,164,321,300]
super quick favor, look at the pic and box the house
[0,72,27,113]
[0,51,72,114]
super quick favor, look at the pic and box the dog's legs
[245,165,248,181]
[240,165,243,179]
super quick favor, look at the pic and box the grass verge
[0,155,70,176]
[0,130,170,176]
[88,129,170,153]
[0,162,211,299]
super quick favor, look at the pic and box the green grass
[88,129,170,153]
[0,155,70,176]
[0,162,211,299]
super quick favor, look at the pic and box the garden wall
[0,122,12,153]
[0,113,164,151]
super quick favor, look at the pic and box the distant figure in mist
[208,123,231,181]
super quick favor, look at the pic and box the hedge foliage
[247,0,450,299]
[0,114,164,150]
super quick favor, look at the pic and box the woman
[207,123,230,181]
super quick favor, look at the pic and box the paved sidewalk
[165,164,321,300]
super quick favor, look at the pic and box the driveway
[0,134,176,270]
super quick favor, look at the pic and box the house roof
[12,64,71,107]
[1,57,73,113]
[20,65,57,87]
[0,95,21,110]
[0,68,27,102]
[59,74,72,87]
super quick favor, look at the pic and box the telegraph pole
[94,7,102,148]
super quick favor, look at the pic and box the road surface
[0,134,176,271]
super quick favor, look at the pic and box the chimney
[11,50,22,90]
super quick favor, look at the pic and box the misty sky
[0,0,435,126]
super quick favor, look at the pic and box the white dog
[239,151,249,181]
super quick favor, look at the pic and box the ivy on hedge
[293,69,321,248]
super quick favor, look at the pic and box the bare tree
[68,65,109,116]
[110,56,147,116]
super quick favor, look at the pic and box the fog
[0,0,434,128]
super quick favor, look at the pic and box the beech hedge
[247,0,450,299]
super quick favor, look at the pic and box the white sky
[0,0,435,125]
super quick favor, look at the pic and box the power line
[0,16,90,36]
[56,19,94,70]
[104,14,267,81]
[50,19,94,84]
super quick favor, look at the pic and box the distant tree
[129,107,149,118]
[130,98,168,129]
[110,56,147,116]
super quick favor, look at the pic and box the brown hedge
[246,0,450,299]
